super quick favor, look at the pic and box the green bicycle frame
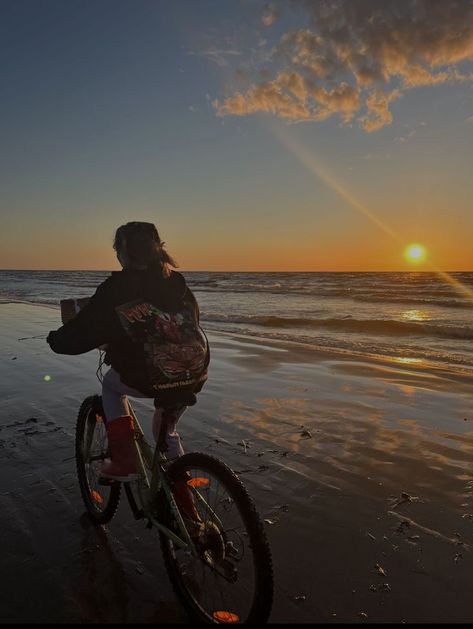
[127,403,198,553]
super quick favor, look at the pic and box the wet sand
[1,302,473,623]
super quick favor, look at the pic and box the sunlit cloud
[214,0,473,131]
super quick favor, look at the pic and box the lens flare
[267,123,473,303]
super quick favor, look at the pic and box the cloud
[359,89,401,132]
[189,48,241,68]
[214,0,473,131]
[394,129,417,144]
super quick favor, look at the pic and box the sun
[404,243,427,264]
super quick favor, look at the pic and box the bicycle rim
[160,452,273,624]
[76,396,121,524]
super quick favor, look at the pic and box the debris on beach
[453,532,464,547]
[359,612,368,620]
[277,504,289,512]
[454,553,463,563]
[300,428,313,439]
[374,563,388,577]
[292,595,306,603]
[255,448,291,458]
[214,437,231,447]
[380,583,391,592]
[264,518,277,525]
[396,520,411,534]
[237,439,251,452]
[390,492,420,510]
[367,532,376,541]
[370,583,391,593]
[408,535,420,542]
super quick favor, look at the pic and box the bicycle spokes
[76,399,121,521]
[163,461,264,623]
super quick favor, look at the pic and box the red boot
[100,416,139,482]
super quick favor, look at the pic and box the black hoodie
[47,269,209,405]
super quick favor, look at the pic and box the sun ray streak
[269,123,400,241]
[435,270,473,301]
[268,123,473,303]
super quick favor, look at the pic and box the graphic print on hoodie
[115,299,208,389]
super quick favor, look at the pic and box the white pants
[101,367,186,460]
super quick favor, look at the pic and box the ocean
[1,270,472,374]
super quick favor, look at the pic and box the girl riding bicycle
[47,221,209,518]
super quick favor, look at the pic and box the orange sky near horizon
[1,227,471,272]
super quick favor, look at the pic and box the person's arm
[47,278,114,355]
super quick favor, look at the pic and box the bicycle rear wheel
[160,452,273,624]
[75,395,121,524]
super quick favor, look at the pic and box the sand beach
[1,301,473,623]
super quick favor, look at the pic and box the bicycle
[75,394,274,624]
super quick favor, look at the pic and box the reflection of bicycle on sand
[76,394,274,624]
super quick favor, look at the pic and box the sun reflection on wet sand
[393,356,424,365]
[401,309,430,322]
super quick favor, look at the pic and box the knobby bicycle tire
[159,452,274,624]
[75,395,121,525]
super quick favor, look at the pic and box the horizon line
[1,268,472,274]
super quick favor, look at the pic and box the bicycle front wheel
[75,395,121,524]
[160,452,273,624]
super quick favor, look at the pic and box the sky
[0,0,472,272]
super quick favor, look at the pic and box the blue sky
[1,0,472,270]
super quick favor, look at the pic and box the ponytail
[151,241,178,278]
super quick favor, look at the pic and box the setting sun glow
[404,244,427,264]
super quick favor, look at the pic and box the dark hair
[113,222,177,278]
